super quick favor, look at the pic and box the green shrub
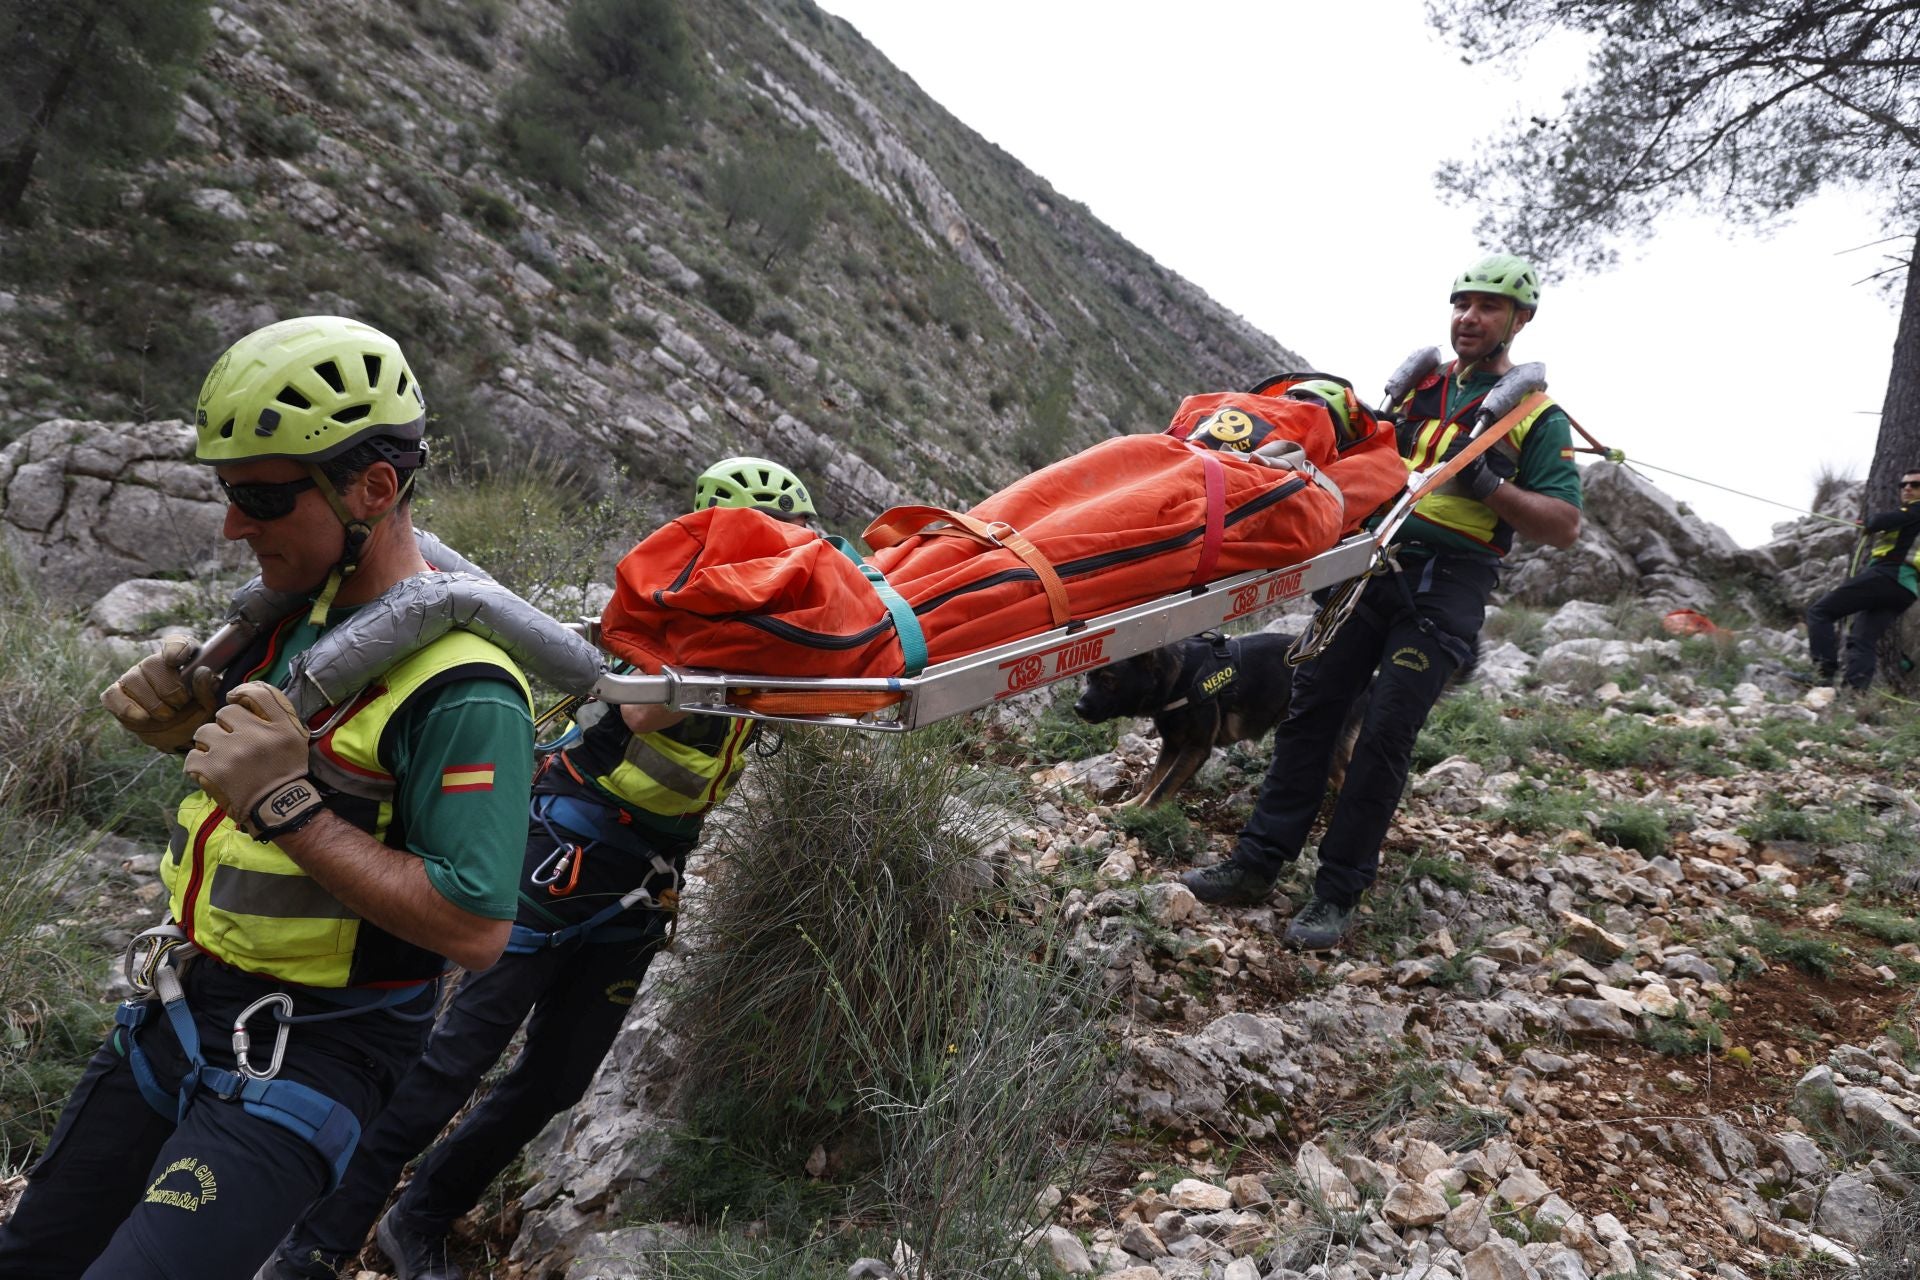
[1403,854,1476,892]
[572,318,613,364]
[1592,800,1673,857]
[236,100,319,158]
[1028,687,1117,762]
[378,223,441,279]
[1414,692,1512,769]
[501,0,700,193]
[0,552,180,1163]
[1640,1009,1724,1057]
[701,273,755,327]
[460,183,521,232]
[1114,803,1200,861]
[1746,922,1845,978]
[656,728,1110,1273]
[1840,907,1920,946]
[411,456,633,612]
[1497,783,1594,838]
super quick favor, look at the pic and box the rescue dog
[1073,630,1344,808]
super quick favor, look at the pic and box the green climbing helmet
[194,316,427,465]
[1450,253,1541,313]
[695,456,816,519]
[1281,378,1355,442]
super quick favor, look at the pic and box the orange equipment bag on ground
[602,380,1406,681]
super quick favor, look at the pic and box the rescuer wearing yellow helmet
[0,317,534,1280]
[255,456,816,1280]
[1185,254,1585,952]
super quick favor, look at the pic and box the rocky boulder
[0,419,246,603]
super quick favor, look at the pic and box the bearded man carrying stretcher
[1184,253,1585,951]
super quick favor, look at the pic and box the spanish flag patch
[441,763,496,793]
[1560,447,1576,459]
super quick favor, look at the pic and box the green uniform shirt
[260,611,533,921]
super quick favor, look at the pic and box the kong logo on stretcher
[1224,566,1307,621]
[997,628,1116,698]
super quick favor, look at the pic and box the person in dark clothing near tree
[1181,254,1583,951]
[1804,469,1920,690]
[256,457,818,1280]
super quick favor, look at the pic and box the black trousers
[0,961,432,1280]
[1232,552,1495,906]
[1806,566,1915,689]
[275,826,671,1268]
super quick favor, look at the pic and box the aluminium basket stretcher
[182,372,1549,737]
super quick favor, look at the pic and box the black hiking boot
[376,1206,464,1280]
[1282,896,1356,951]
[1181,860,1277,906]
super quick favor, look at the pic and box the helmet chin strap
[303,463,417,625]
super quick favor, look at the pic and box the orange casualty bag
[602,383,1406,680]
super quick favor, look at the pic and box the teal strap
[827,536,929,676]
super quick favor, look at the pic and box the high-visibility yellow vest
[1868,509,1920,580]
[559,709,756,826]
[164,629,529,988]
[1398,389,1560,554]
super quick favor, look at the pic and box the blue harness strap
[510,795,671,954]
[112,975,371,1190]
[826,535,929,676]
[535,792,648,855]
[505,904,654,954]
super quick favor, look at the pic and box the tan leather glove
[184,682,325,841]
[101,636,222,754]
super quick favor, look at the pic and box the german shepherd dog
[1072,631,1359,808]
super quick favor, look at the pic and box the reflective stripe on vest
[593,716,756,818]
[1400,395,1558,553]
[165,631,530,987]
[1870,516,1920,578]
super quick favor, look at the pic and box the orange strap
[1387,391,1549,545]
[863,505,1072,628]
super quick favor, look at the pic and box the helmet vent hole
[277,385,312,410]
[332,404,372,424]
[395,371,410,400]
[217,417,235,440]
[361,355,382,389]
[314,360,347,395]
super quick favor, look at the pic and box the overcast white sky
[812,0,1903,548]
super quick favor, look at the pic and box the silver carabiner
[530,843,576,887]
[233,992,294,1081]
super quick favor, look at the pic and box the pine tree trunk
[1865,228,1920,510]
[1866,228,1920,688]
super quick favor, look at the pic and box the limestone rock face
[0,419,244,603]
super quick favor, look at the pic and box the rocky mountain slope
[10,415,1917,1280]
[0,0,1299,537]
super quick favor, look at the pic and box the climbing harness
[508,794,681,954]
[112,924,436,1190]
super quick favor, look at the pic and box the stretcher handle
[862,505,1072,628]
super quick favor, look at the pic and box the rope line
[1616,458,1859,529]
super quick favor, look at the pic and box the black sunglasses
[1903,480,1920,489]
[219,475,317,521]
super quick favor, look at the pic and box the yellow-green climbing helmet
[1281,378,1355,442]
[694,456,815,518]
[194,316,426,464]
[1450,253,1541,313]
